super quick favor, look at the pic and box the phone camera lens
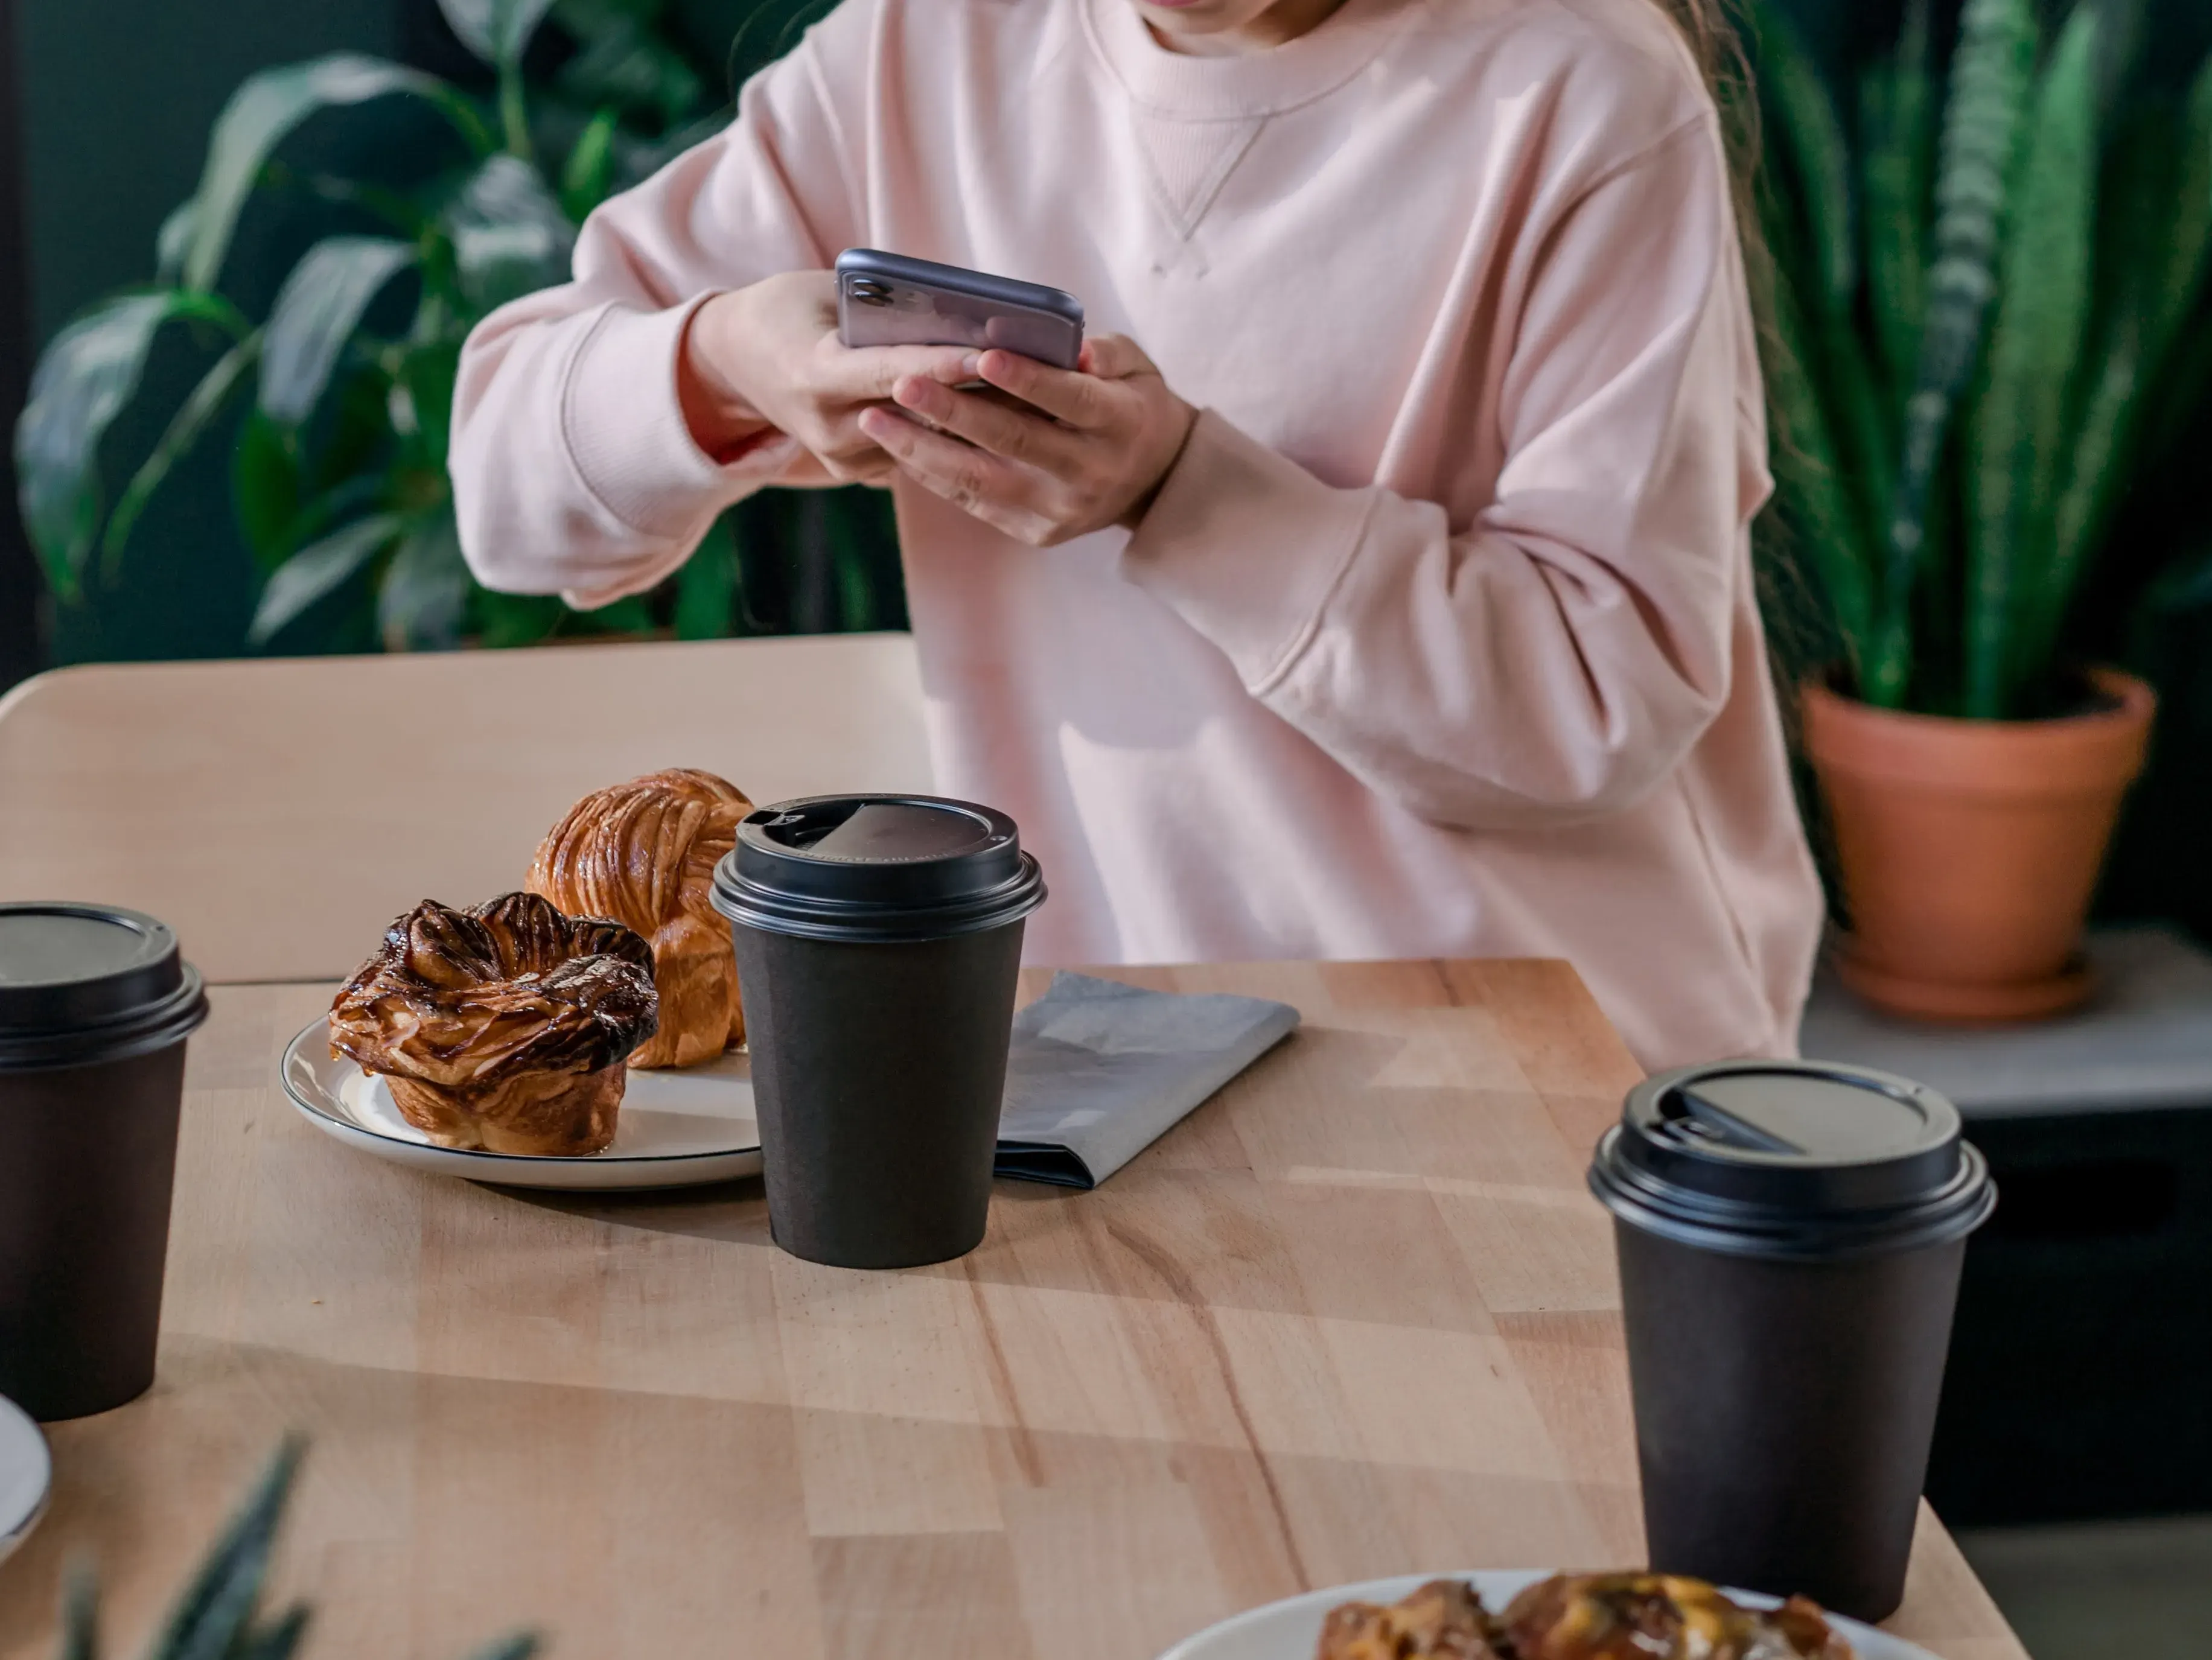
[849,279,893,307]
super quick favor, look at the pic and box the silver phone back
[836,250,1084,369]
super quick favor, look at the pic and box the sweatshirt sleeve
[1120,116,1766,833]
[450,4,873,608]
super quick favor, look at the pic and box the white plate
[281,1017,762,1190]
[0,1394,51,1564]
[1156,1571,1936,1660]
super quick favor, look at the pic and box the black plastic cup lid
[0,903,210,1072]
[711,795,1047,943]
[1588,1060,1995,1260]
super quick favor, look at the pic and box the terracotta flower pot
[1802,669,2156,1023]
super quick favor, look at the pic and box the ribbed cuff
[562,293,794,540]
[1118,409,1373,693]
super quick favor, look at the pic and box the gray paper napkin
[993,972,1300,1189]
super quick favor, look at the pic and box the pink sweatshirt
[452,0,1823,1068]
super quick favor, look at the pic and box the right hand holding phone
[679,272,972,481]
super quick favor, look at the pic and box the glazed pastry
[1499,1574,1852,1660]
[330,892,658,1156]
[528,768,752,1068]
[1315,1580,1511,1660]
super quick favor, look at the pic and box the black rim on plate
[278,1020,757,1168]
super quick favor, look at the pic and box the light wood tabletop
[0,961,2027,1660]
[0,635,932,986]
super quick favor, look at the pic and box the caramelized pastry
[529,768,752,1068]
[1499,1574,1851,1660]
[330,892,658,1155]
[1315,1580,1511,1660]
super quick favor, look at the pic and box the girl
[451,0,1823,1069]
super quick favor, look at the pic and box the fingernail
[959,353,981,378]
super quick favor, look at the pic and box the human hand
[678,272,972,480]
[855,335,1197,545]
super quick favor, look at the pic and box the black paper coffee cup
[0,903,209,1420]
[712,796,1045,1269]
[1589,1060,1996,1622]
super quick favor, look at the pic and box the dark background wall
[0,0,40,693]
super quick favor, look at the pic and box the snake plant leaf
[178,56,492,296]
[441,153,578,313]
[1871,0,2038,709]
[1862,0,1934,393]
[1756,4,1856,322]
[258,237,420,428]
[248,512,406,646]
[101,328,263,577]
[378,507,471,650]
[437,0,559,69]
[559,106,622,223]
[13,289,247,598]
[141,1436,304,1660]
[1964,5,2100,717]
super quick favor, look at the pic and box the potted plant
[1754,0,2211,1020]
[12,0,898,657]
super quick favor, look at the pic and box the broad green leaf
[1870,0,2037,708]
[1963,6,2099,717]
[144,1436,304,1660]
[475,590,566,646]
[102,329,263,576]
[438,0,559,69]
[559,106,622,223]
[378,509,472,650]
[441,154,576,313]
[234,412,304,573]
[13,289,246,597]
[180,55,491,294]
[155,200,199,285]
[397,340,464,469]
[553,0,704,129]
[249,514,405,646]
[259,236,419,427]
[674,514,736,638]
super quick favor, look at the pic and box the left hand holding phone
[858,336,1198,545]
[679,272,973,480]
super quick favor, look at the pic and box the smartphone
[835,249,1085,370]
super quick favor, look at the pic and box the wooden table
[0,635,932,985]
[0,961,2027,1660]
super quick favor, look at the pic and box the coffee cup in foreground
[711,795,1045,1269]
[0,903,209,1420]
[1588,1060,1995,1623]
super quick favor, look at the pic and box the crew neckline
[1083,0,1425,119]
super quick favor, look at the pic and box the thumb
[1080,334,1156,381]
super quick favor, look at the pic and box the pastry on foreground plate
[330,892,658,1156]
[529,768,753,1069]
[1317,1573,1850,1660]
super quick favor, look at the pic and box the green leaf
[249,513,405,646]
[232,412,304,574]
[441,154,576,313]
[552,0,704,129]
[13,289,249,597]
[475,590,566,646]
[1870,0,2038,708]
[144,1436,304,1660]
[100,329,262,577]
[378,507,471,650]
[1963,5,2100,717]
[1861,0,1934,393]
[559,106,622,223]
[155,200,199,286]
[438,0,559,69]
[179,55,492,295]
[674,514,737,639]
[259,237,419,428]
[1757,4,1855,321]
[397,340,464,469]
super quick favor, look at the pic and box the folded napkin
[994,973,1301,1189]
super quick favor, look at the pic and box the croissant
[330,892,658,1156]
[1315,1580,1510,1660]
[1498,1574,1851,1660]
[528,768,753,1069]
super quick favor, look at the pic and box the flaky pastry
[1316,1579,1510,1660]
[330,892,658,1156]
[528,768,753,1068]
[1498,1574,1851,1660]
